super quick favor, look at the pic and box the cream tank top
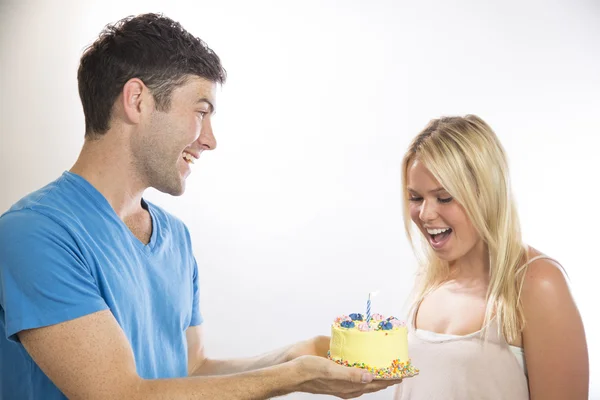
[394,255,558,400]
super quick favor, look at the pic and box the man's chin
[167,185,186,197]
[154,180,185,197]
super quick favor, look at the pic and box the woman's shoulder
[518,247,588,399]
[520,246,571,313]
[522,246,566,282]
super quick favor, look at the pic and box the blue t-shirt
[0,171,202,399]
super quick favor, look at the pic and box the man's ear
[121,78,149,124]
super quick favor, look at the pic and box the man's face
[132,76,217,196]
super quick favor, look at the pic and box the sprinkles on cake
[327,351,419,379]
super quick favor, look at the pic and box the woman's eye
[408,197,423,202]
[438,197,453,203]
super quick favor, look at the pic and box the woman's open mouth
[426,227,452,249]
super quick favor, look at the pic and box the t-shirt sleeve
[0,209,109,342]
[189,257,203,327]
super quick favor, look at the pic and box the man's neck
[70,133,147,220]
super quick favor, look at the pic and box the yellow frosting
[329,325,409,368]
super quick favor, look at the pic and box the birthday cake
[327,313,418,379]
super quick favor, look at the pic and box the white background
[1,0,599,398]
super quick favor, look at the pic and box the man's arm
[20,310,399,400]
[186,325,329,376]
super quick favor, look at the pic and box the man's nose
[199,117,216,150]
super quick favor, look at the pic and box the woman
[394,115,588,399]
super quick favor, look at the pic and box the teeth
[427,227,450,235]
[183,152,195,164]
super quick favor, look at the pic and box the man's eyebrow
[197,98,215,114]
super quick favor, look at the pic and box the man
[0,13,400,399]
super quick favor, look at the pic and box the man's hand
[292,355,401,399]
[285,335,331,361]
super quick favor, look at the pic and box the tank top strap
[516,255,568,300]
[407,297,422,333]
[516,254,565,275]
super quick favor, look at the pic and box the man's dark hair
[78,13,226,136]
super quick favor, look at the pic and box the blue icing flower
[378,321,393,330]
[340,321,356,328]
[349,313,364,321]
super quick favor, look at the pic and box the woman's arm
[521,258,589,400]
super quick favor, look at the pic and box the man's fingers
[330,362,404,386]
[326,362,374,384]
[360,372,375,383]
[353,379,400,394]
[363,379,401,392]
[319,361,402,398]
[348,368,374,384]
[336,381,399,400]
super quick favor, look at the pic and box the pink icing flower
[371,313,385,321]
[358,322,371,331]
[391,319,406,327]
[335,315,352,324]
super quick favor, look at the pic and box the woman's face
[406,159,482,263]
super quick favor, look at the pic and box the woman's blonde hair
[402,115,527,343]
